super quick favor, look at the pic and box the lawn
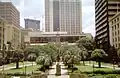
[71,62,120,78]
[75,65,112,73]
[2,61,35,68]
[4,65,40,74]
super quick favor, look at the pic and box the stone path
[48,62,69,78]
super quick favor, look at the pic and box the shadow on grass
[10,67,23,70]
[94,67,107,68]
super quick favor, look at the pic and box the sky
[11,0,95,36]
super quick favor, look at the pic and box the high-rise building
[0,2,20,27]
[25,19,40,31]
[95,0,120,51]
[45,0,82,35]
[109,12,120,49]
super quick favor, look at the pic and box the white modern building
[45,0,82,35]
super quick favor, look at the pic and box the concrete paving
[48,62,69,78]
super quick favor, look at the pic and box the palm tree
[91,49,108,68]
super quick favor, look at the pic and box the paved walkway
[0,62,36,71]
[48,62,69,78]
[86,63,120,70]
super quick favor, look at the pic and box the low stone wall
[70,73,88,78]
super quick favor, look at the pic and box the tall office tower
[0,2,20,27]
[95,0,120,51]
[25,19,40,31]
[45,0,82,35]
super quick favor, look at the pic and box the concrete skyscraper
[25,19,40,31]
[0,2,20,27]
[95,0,120,60]
[95,0,120,48]
[45,0,82,35]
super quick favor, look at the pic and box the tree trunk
[16,61,19,69]
[83,60,85,66]
[98,61,101,68]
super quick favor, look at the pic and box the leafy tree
[24,47,40,60]
[13,49,24,69]
[36,54,52,71]
[27,53,37,61]
[76,37,94,50]
[62,46,81,71]
[80,47,88,65]
[0,52,3,65]
[37,44,58,62]
[91,49,108,68]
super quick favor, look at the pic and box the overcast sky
[11,0,95,36]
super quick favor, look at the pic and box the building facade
[45,0,82,35]
[25,19,40,31]
[95,0,120,51]
[0,17,5,50]
[4,24,21,49]
[109,12,120,49]
[21,28,33,44]
[24,32,90,44]
[0,2,20,27]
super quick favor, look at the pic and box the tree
[0,52,3,65]
[24,47,40,60]
[91,49,108,68]
[13,49,24,69]
[27,53,37,61]
[36,54,52,71]
[80,47,88,65]
[76,37,94,50]
[62,46,81,71]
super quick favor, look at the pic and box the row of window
[112,23,120,30]
[111,17,120,25]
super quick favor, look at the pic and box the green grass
[74,65,112,73]
[4,65,40,74]
[3,61,34,67]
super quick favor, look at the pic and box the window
[115,25,116,30]
[115,31,117,35]
[117,17,119,21]
[116,38,117,41]
[118,24,119,28]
